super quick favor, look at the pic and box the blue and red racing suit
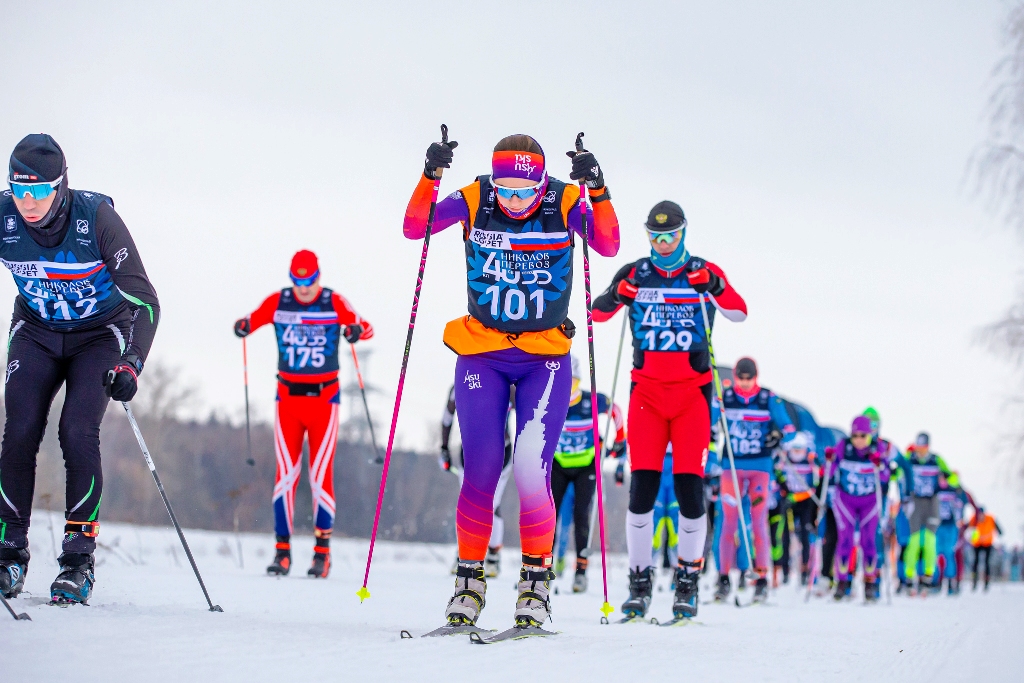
[246,287,372,543]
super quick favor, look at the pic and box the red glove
[615,278,638,306]
[686,267,724,295]
[869,451,883,467]
[824,446,836,461]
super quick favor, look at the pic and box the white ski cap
[785,432,811,451]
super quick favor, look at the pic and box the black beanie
[734,357,758,379]
[645,200,686,232]
[9,134,66,183]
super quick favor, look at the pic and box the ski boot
[308,546,330,578]
[833,579,852,601]
[864,580,880,603]
[484,546,501,578]
[799,569,809,587]
[0,548,29,599]
[267,535,291,576]
[671,561,701,619]
[782,570,790,585]
[50,552,95,605]
[713,573,731,602]
[947,578,957,596]
[514,558,554,627]
[621,567,654,618]
[572,556,589,593]
[737,570,747,591]
[445,560,487,625]
[752,576,769,604]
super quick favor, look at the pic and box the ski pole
[242,337,254,466]
[118,397,223,612]
[571,132,613,623]
[587,309,627,556]
[0,592,30,621]
[350,344,384,464]
[358,124,454,602]
[696,293,756,583]
[805,457,832,602]
[873,465,892,605]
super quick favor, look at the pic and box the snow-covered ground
[5,516,1021,682]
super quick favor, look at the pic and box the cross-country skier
[824,416,891,602]
[551,355,626,593]
[894,433,956,593]
[702,411,723,572]
[593,200,747,620]
[772,432,820,585]
[0,135,160,604]
[404,133,619,629]
[968,506,1002,591]
[440,384,514,578]
[935,472,967,594]
[554,484,575,576]
[715,357,794,604]
[233,250,372,579]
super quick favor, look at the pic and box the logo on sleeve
[6,359,19,383]
[114,248,129,270]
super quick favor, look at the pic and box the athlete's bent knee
[628,470,661,514]
[674,473,705,519]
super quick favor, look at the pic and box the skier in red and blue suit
[593,200,746,621]
[234,249,372,579]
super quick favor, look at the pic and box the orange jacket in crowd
[968,512,1002,548]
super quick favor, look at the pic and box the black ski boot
[267,535,291,576]
[864,580,880,603]
[50,552,95,605]
[713,573,731,602]
[572,555,589,593]
[752,576,769,604]
[799,569,810,586]
[0,548,29,599]
[620,567,653,618]
[833,578,852,601]
[308,545,330,578]
[671,563,701,619]
[737,571,747,591]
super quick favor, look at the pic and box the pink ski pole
[571,132,613,622]
[358,125,454,602]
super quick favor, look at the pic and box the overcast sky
[3,1,1023,540]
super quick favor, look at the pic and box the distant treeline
[22,377,630,552]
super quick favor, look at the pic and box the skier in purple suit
[824,415,891,603]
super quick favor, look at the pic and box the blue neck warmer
[650,229,690,273]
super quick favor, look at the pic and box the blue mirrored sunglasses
[290,273,318,287]
[9,176,63,200]
[491,175,545,201]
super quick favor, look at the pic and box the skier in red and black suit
[593,200,746,621]
[234,250,372,579]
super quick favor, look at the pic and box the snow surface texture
[5,516,1021,682]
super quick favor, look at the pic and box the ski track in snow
[5,517,1022,682]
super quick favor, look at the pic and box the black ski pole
[117,394,223,612]
[350,344,384,464]
[242,336,255,466]
[0,592,30,621]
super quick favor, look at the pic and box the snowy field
[5,516,1022,683]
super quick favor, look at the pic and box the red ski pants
[627,379,712,475]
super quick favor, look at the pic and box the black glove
[614,461,625,486]
[424,140,458,179]
[685,264,724,296]
[764,429,783,450]
[439,446,452,471]
[234,318,251,338]
[103,360,140,402]
[566,149,605,189]
[344,323,364,344]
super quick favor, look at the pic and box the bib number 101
[485,285,545,321]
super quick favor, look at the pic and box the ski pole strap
[679,558,704,572]
[65,521,100,538]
